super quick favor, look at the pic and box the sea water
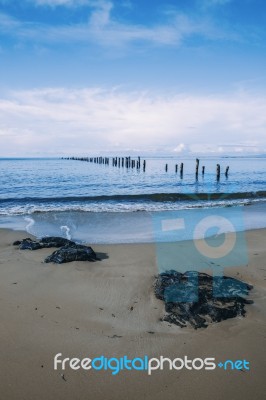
[0,156,265,243]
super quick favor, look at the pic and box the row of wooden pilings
[164,159,229,180]
[63,157,229,180]
[63,156,147,171]
[111,156,146,171]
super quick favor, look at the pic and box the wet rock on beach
[44,244,97,264]
[155,270,253,329]
[13,237,97,264]
[13,237,76,250]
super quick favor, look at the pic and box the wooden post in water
[195,158,199,179]
[225,166,229,178]
[165,164,168,172]
[143,160,146,172]
[175,164,178,173]
[180,162,183,178]
[202,166,205,175]
[216,164,220,181]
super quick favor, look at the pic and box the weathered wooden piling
[143,160,146,172]
[196,158,199,179]
[180,162,184,178]
[175,164,178,173]
[216,164,221,181]
[202,166,205,175]
[165,164,168,172]
[225,166,229,178]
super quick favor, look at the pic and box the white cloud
[174,143,186,153]
[0,12,20,31]
[0,1,239,48]
[0,87,265,156]
[27,0,91,6]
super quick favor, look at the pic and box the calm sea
[0,156,265,243]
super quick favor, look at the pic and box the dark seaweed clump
[155,270,253,329]
[13,237,97,264]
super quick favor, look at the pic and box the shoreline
[0,227,266,399]
[0,200,266,244]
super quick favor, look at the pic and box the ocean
[0,156,265,243]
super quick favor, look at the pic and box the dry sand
[0,228,265,400]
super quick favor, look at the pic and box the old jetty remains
[62,157,230,180]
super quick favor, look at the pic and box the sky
[0,0,265,156]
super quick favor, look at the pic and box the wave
[1,191,266,204]
[0,192,266,216]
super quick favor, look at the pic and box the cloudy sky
[0,0,265,156]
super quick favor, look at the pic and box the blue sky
[0,0,265,156]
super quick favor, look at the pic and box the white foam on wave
[0,197,264,216]
[60,225,71,240]
[0,201,265,243]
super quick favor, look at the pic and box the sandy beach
[0,227,266,400]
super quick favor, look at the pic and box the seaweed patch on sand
[13,237,98,264]
[155,271,253,329]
